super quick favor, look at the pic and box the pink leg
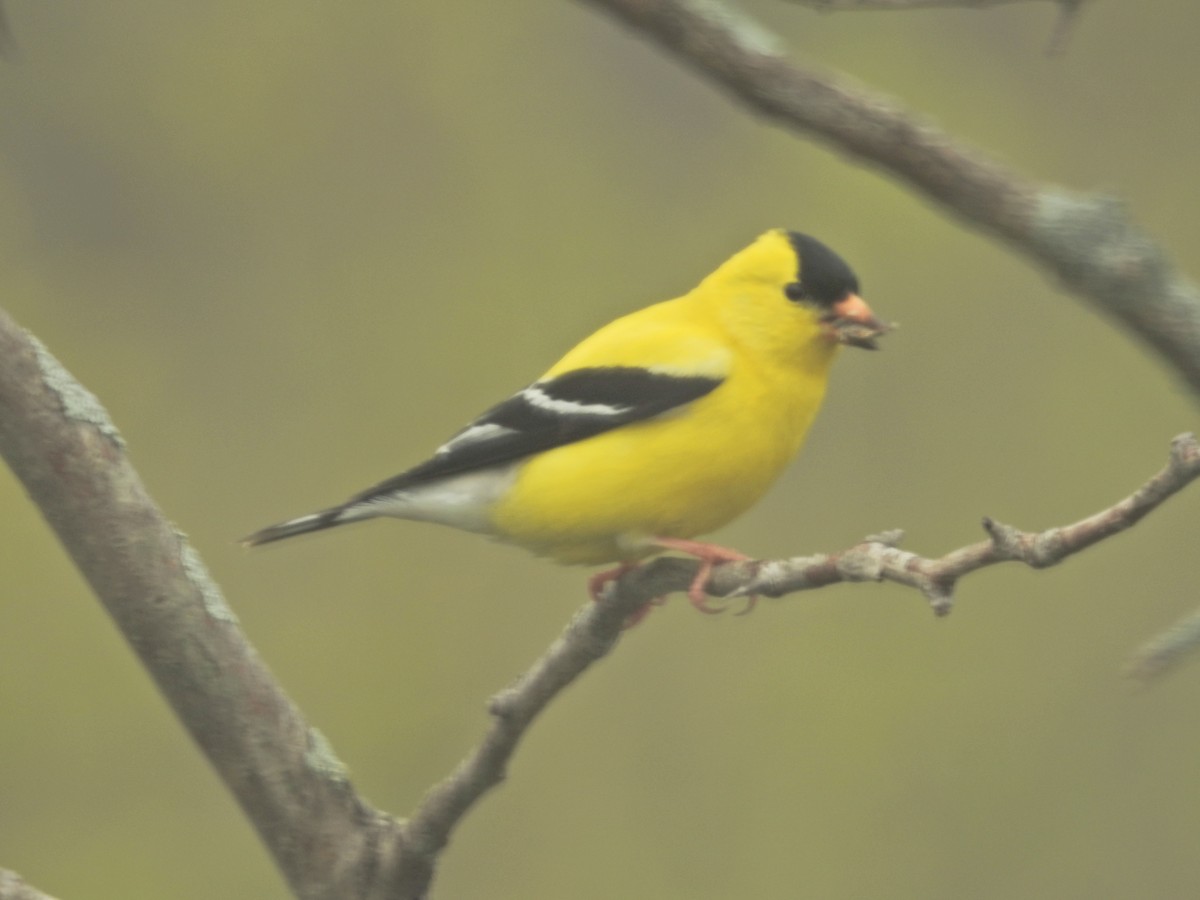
[587,538,759,623]
[651,537,756,614]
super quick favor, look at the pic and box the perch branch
[4,305,1195,899]
[5,3,1195,894]
[393,435,1200,850]
[580,0,1200,396]
[605,433,1200,617]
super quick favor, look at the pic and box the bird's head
[700,229,891,364]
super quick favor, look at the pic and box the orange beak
[821,293,890,350]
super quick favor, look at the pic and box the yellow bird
[243,229,887,613]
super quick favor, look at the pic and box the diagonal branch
[6,5,1196,896]
[402,586,646,862]
[0,307,419,900]
[0,303,648,898]
[5,303,1195,898]
[579,0,1200,397]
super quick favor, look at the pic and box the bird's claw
[590,539,762,623]
[687,588,760,616]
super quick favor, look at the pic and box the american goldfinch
[243,229,887,612]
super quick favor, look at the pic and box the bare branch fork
[3,298,1196,897]
[408,433,1200,860]
[387,443,1200,869]
[4,3,1198,896]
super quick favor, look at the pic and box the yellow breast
[489,312,837,563]
[489,229,845,564]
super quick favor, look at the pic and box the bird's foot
[588,539,760,624]
[651,537,758,615]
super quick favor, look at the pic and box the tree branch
[0,306,670,899]
[0,308,418,900]
[6,4,1196,895]
[5,301,1195,898]
[600,434,1200,616]
[403,588,645,863]
[579,0,1200,396]
[0,870,58,900]
[0,303,653,898]
[381,433,1200,861]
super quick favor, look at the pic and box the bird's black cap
[787,232,860,306]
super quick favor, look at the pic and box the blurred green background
[2,2,1199,898]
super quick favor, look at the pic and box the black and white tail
[240,504,372,547]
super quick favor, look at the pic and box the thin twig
[404,589,644,860]
[400,435,1200,844]
[605,434,1200,617]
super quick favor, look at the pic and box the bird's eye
[784,282,808,302]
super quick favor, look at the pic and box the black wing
[348,366,723,502]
